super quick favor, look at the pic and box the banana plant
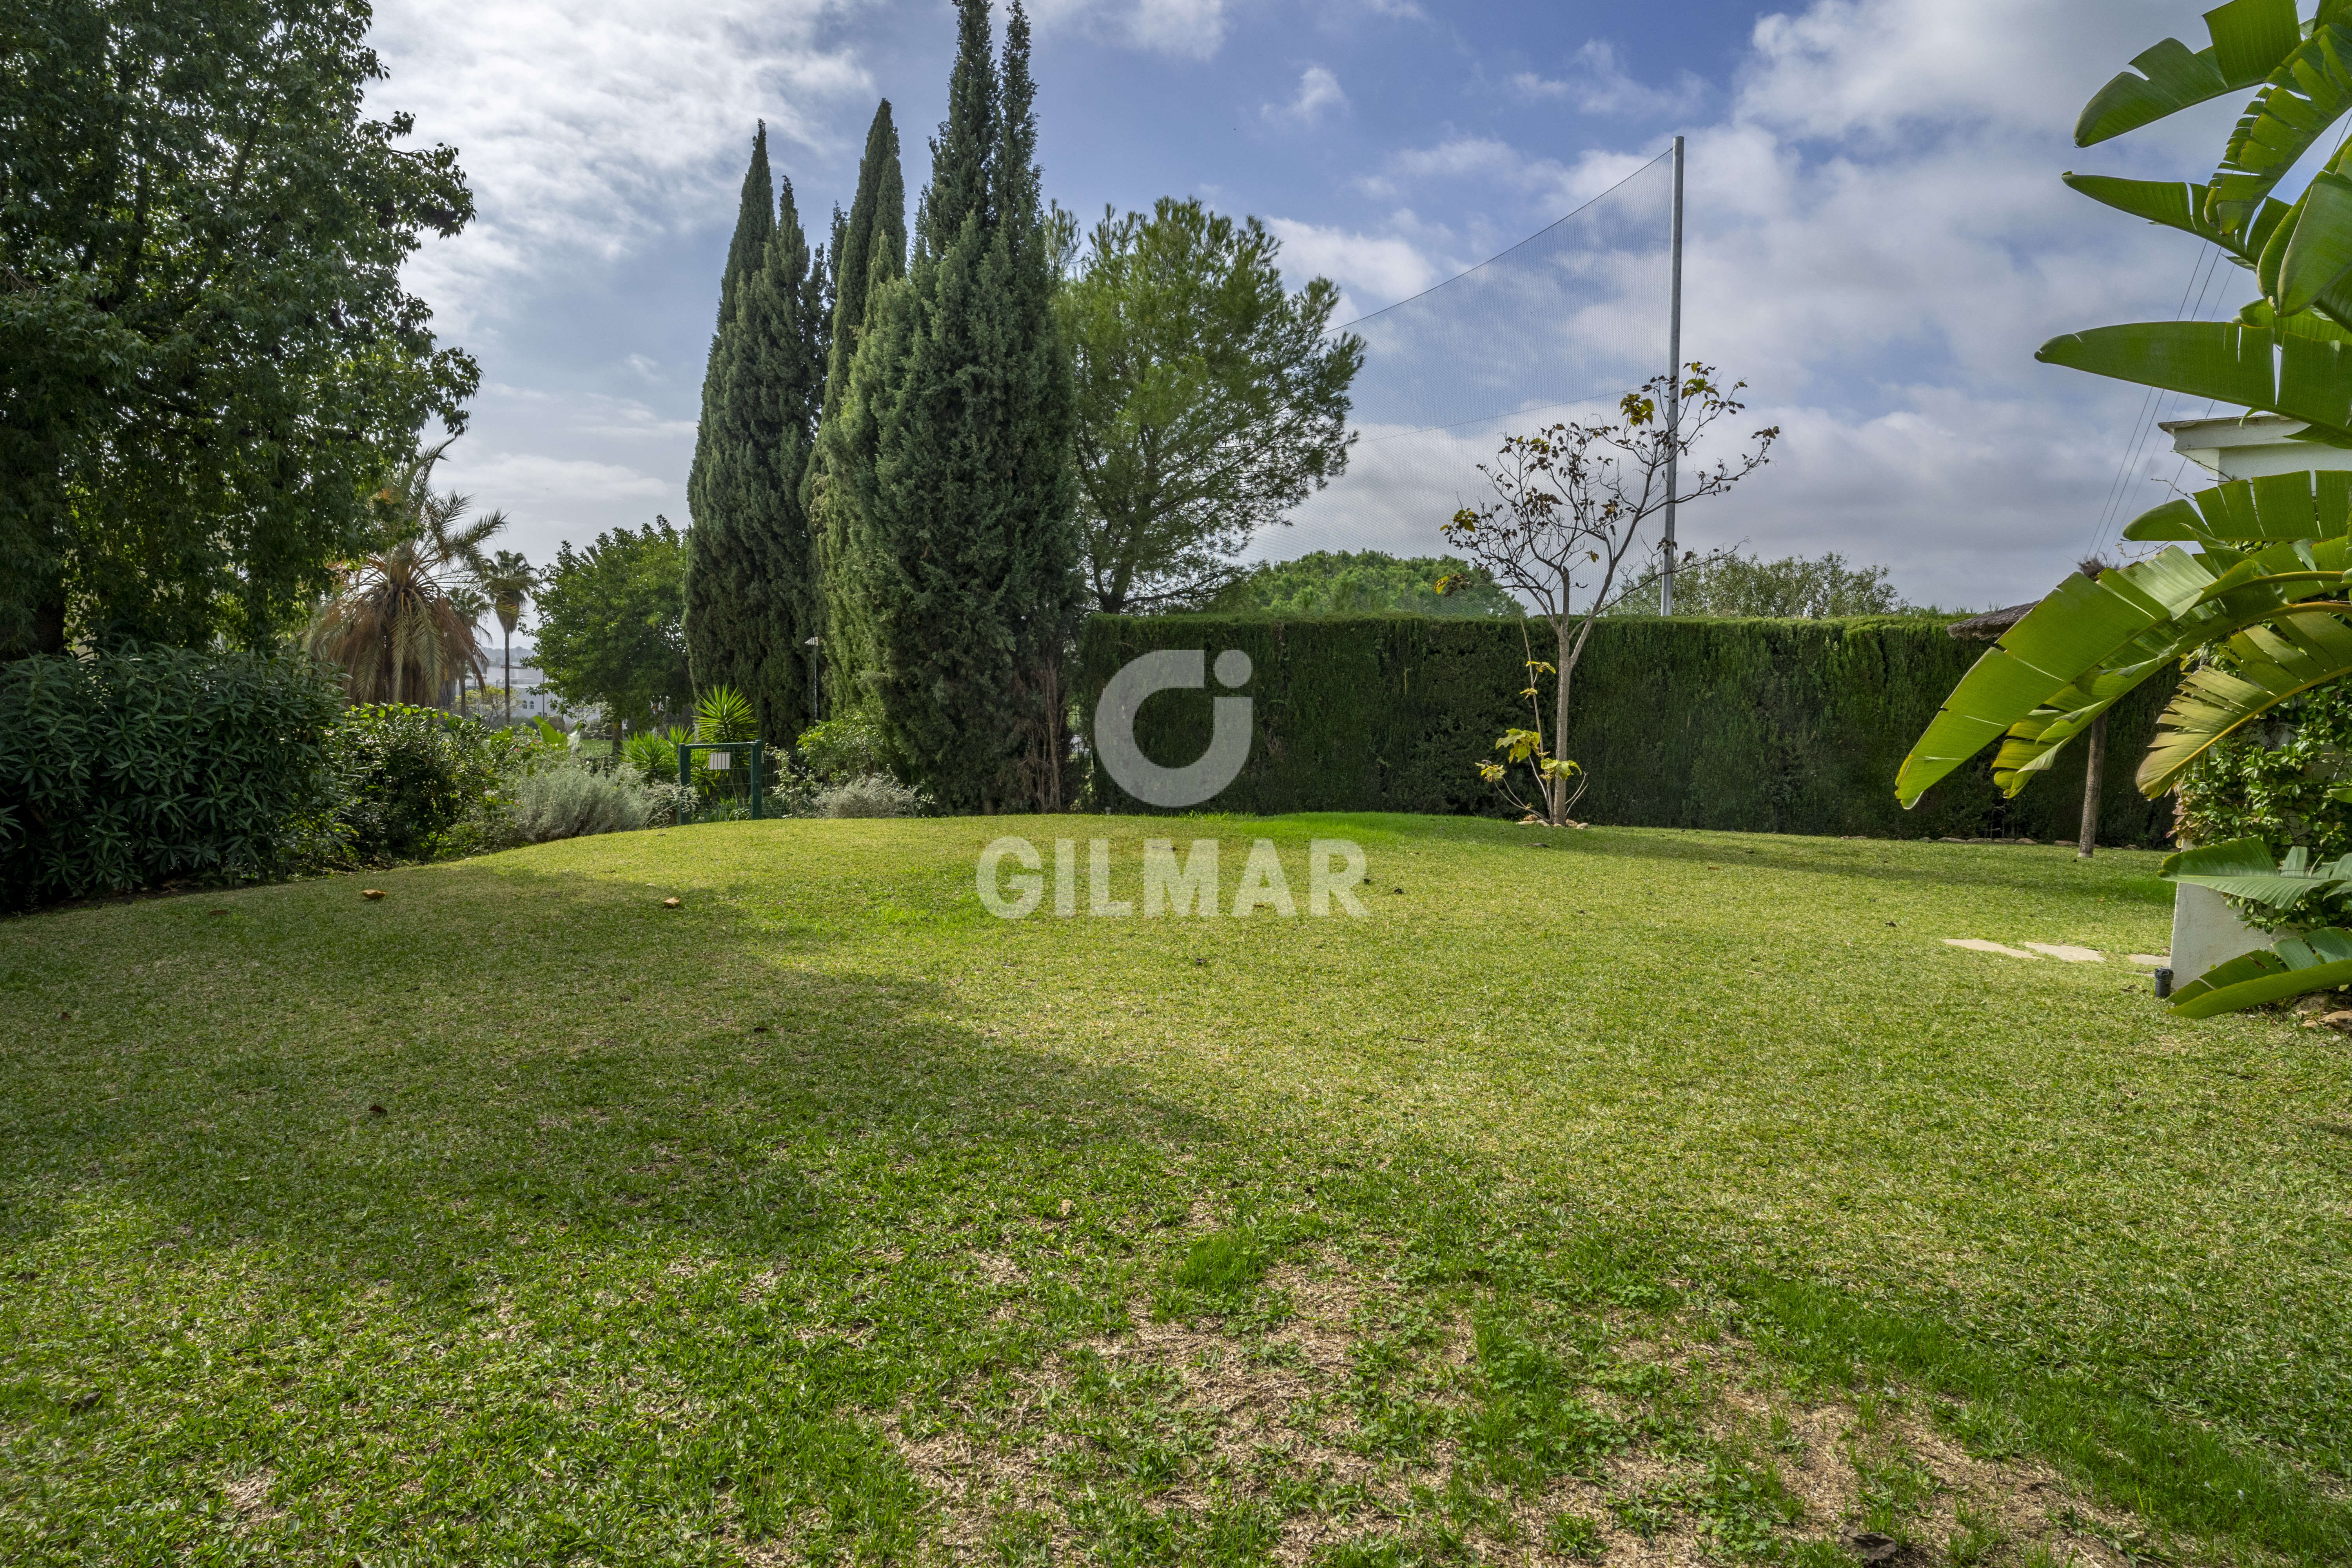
[2160,837,2352,1015]
[2048,1,2352,433]
[1902,4,2352,861]
[1895,490,2352,805]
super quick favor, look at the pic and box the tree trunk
[503,631,513,724]
[2077,713,2107,859]
[1553,613,1574,825]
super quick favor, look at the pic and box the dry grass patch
[883,1255,2174,1568]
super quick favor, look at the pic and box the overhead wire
[2082,242,2222,563]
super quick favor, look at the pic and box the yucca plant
[1900,1,2352,1015]
[693,685,757,743]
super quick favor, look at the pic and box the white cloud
[1266,65,1349,126]
[1267,1,2255,608]
[1028,0,1231,60]
[1509,40,1705,118]
[1365,136,1663,217]
[369,0,872,328]
[1263,218,1443,310]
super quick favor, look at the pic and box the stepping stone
[2126,954,2171,967]
[1944,939,2038,959]
[2023,942,2103,962]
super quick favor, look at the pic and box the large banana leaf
[2123,467,2352,542]
[2061,174,2287,257]
[2161,835,2352,910]
[2165,925,2352,1017]
[2076,0,2304,147]
[2035,321,2352,445]
[2139,606,2352,791]
[1902,500,2352,807]
[2210,23,2352,232]
[2231,297,2352,345]
[2279,170,2352,313]
[1894,551,2212,806]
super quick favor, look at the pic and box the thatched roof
[1945,603,2034,641]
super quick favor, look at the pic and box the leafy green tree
[1207,551,1521,618]
[683,125,829,744]
[1605,551,1906,618]
[0,0,478,658]
[1060,199,1363,611]
[534,518,692,735]
[821,0,1081,812]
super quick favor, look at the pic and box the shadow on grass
[0,853,1229,1288]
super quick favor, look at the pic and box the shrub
[797,711,889,781]
[623,726,689,785]
[328,705,509,865]
[499,762,655,844]
[808,773,932,818]
[2175,682,2352,860]
[0,646,343,909]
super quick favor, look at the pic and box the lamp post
[804,635,821,726]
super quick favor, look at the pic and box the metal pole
[1661,134,1685,615]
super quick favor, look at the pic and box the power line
[2082,242,2222,562]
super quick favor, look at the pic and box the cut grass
[1,814,2347,1564]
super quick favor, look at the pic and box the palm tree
[445,583,493,711]
[306,440,507,706]
[477,549,540,723]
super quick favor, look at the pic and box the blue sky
[372,0,2252,616]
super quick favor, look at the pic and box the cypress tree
[683,127,828,742]
[808,103,908,714]
[823,0,1081,812]
[824,105,907,417]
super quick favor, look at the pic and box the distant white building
[474,639,598,728]
[2161,413,2352,481]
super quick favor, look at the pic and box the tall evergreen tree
[808,102,908,713]
[683,127,829,742]
[821,0,1081,812]
[823,104,907,419]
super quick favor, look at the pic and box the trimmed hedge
[1074,613,2180,846]
[0,647,344,909]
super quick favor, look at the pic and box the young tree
[534,518,693,738]
[1208,550,1521,619]
[1442,367,1777,825]
[1060,199,1364,611]
[1,0,478,658]
[683,125,829,743]
[822,0,1081,812]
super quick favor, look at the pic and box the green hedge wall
[0,647,345,909]
[1074,613,2180,846]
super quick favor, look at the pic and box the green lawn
[2,817,2347,1566]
